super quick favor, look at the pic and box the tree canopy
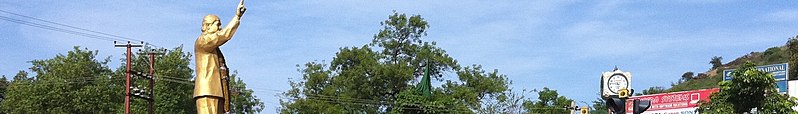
[279,12,512,113]
[0,47,116,113]
[710,56,723,69]
[0,46,263,113]
[522,87,574,114]
[787,36,798,80]
[698,62,798,114]
[590,96,609,114]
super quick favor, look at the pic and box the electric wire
[154,77,194,85]
[125,71,193,85]
[0,10,166,49]
[7,77,125,86]
[0,15,121,42]
[0,9,142,42]
[0,10,203,87]
[157,75,192,82]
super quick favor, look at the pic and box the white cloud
[591,0,627,17]
[766,10,798,22]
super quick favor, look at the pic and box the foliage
[639,86,667,95]
[668,74,721,93]
[698,62,798,114]
[680,72,694,82]
[522,87,573,114]
[590,97,609,114]
[444,65,509,108]
[787,36,798,80]
[0,75,7,103]
[0,47,117,113]
[710,56,723,69]
[696,73,709,79]
[119,47,197,113]
[762,47,788,65]
[0,46,263,113]
[279,12,510,113]
[476,89,530,114]
[390,88,471,114]
[228,71,266,113]
[732,46,790,67]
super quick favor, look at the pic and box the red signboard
[625,88,719,114]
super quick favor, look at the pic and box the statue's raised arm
[237,0,246,17]
[220,0,246,38]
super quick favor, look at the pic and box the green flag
[415,63,432,97]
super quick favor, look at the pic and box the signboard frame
[722,63,789,94]
[625,88,720,114]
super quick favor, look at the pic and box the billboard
[625,88,720,114]
[723,63,788,93]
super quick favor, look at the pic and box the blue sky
[2,0,798,113]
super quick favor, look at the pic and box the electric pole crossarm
[114,41,144,48]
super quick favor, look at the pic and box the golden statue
[194,0,245,113]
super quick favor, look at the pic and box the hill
[640,36,798,95]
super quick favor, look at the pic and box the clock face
[607,74,628,94]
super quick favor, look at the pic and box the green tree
[1,71,34,113]
[390,87,472,114]
[150,47,197,113]
[698,62,798,114]
[280,61,345,113]
[590,97,609,114]
[641,86,667,95]
[681,72,695,83]
[761,47,788,64]
[787,36,798,80]
[279,12,509,113]
[696,73,709,79]
[228,71,266,113]
[710,56,723,69]
[476,89,530,114]
[523,87,573,114]
[0,47,117,113]
[0,46,263,113]
[0,75,7,103]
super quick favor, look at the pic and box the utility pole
[114,41,143,114]
[143,49,163,114]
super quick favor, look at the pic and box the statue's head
[201,14,221,33]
